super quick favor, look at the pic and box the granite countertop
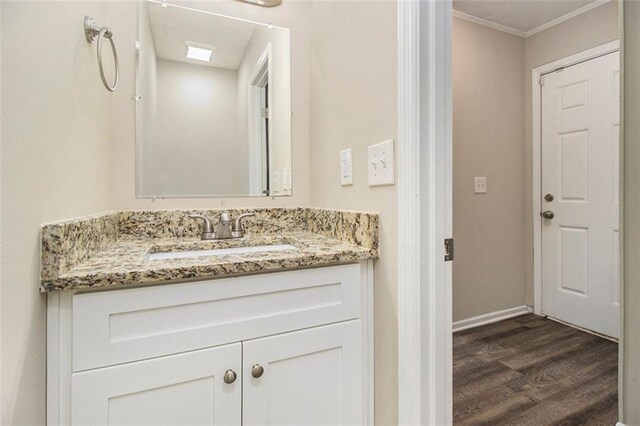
[41,232,374,292]
[41,208,379,292]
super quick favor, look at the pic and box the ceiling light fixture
[185,45,213,62]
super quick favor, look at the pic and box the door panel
[72,343,241,425]
[541,51,620,338]
[242,320,362,425]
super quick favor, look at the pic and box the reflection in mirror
[136,1,292,198]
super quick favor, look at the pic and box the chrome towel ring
[84,16,119,92]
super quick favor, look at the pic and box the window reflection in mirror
[135,1,292,198]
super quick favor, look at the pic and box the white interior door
[72,344,242,425]
[541,51,620,338]
[242,320,362,426]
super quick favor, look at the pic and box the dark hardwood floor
[453,314,618,425]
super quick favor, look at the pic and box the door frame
[397,0,453,424]
[532,40,620,315]
[248,43,273,196]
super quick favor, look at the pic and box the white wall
[143,59,246,196]
[111,0,309,209]
[307,2,398,424]
[1,2,114,423]
[452,17,526,322]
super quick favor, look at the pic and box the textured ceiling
[146,1,257,70]
[453,0,600,33]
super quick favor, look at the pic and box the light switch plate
[474,176,487,194]
[340,148,353,186]
[368,140,395,186]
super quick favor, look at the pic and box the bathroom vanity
[42,208,377,425]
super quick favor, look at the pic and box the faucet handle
[188,214,215,239]
[232,213,255,237]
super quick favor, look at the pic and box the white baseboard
[453,305,533,333]
[616,422,626,426]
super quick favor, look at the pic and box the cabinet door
[243,320,362,425]
[72,343,241,426]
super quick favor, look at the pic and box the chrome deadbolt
[223,369,237,384]
[541,211,555,219]
[251,364,264,378]
[544,193,554,202]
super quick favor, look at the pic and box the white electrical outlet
[474,176,487,194]
[368,140,395,186]
[340,148,353,185]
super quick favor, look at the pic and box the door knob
[544,193,554,202]
[223,369,237,384]
[541,210,555,219]
[251,364,264,378]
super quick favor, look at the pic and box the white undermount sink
[147,244,299,261]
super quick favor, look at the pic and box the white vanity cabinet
[47,262,374,426]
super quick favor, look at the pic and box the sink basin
[148,244,299,261]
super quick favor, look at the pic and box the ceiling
[146,1,257,70]
[452,0,606,37]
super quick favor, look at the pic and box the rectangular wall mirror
[136,1,292,198]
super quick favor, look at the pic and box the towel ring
[84,16,119,92]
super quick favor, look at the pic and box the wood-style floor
[453,314,618,425]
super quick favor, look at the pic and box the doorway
[450,3,621,425]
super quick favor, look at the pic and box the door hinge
[261,107,270,119]
[444,238,454,262]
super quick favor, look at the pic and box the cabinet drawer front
[72,343,241,426]
[73,264,362,371]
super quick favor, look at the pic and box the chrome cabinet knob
[541,211,555,219]
[251,364,264,378]
[223,369,237,384]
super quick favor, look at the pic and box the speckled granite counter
[41,208,378,292]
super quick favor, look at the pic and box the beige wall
[1,2,114,424]
[110,0,310,209]
[307,1,398,424]
[523,0,619,305]
[622,1,640,424]
[452,18,526,321]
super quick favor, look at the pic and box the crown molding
[524,0,609,37]
[452,10,525,37]
[453,0,610,39]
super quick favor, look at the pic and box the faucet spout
[214,211,233,239]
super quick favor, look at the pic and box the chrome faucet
[188,211,255,240]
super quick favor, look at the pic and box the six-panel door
[541,51,620,338]
[242,320,363,425]
[72,343,242,425]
